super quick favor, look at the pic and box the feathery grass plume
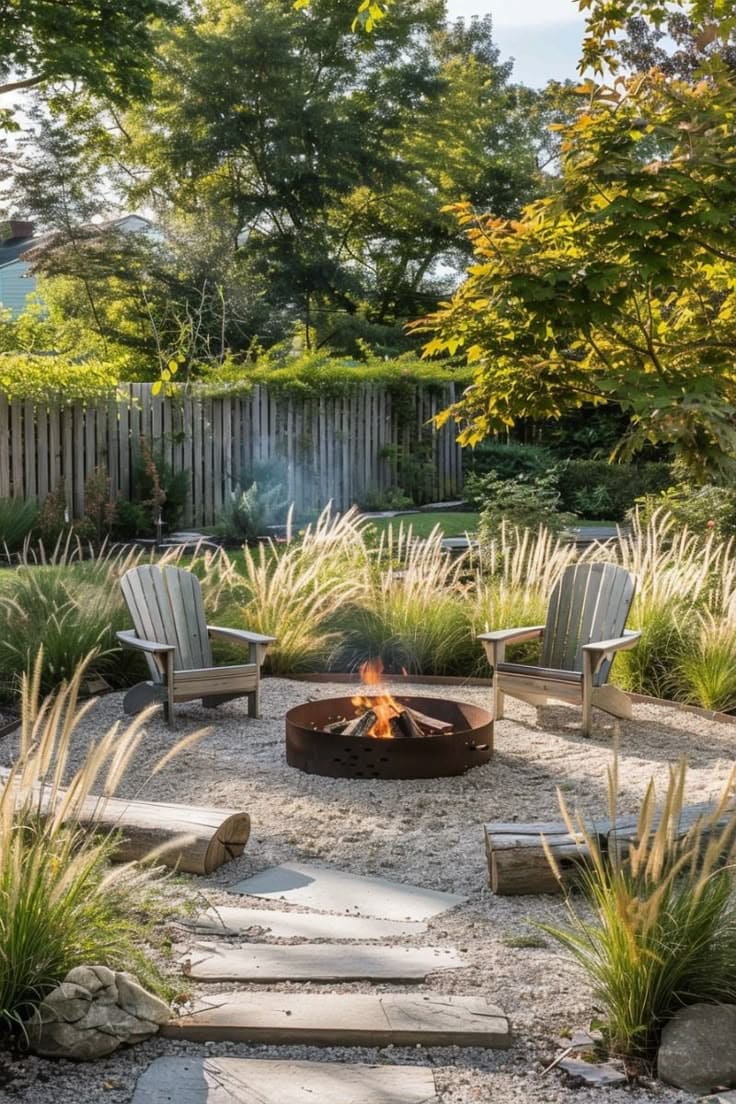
[0,651,205,1030]
[542,755,736,1061]
[342,520,474,674]
[477,522,581,593]
[220,506,370,673]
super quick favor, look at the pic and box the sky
[446,0,586,86]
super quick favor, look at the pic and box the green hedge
[555,459,673,522]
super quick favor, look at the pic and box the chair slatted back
[120,565,213,674]
[541,562,635,684]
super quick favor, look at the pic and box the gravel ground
[2,677,733,1104]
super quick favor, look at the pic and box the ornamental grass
[543,756,736,1061]
[0,654,202,1031]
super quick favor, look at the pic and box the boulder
[658,1003,736,1094]
[27,965,171,1062]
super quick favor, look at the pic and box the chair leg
[581,654,593,738]
[248,687,259,719]
[165,661,176,728]
[484,641,505,721]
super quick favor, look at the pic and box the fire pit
[285,663,493,780]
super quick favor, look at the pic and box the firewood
[403,706,452,734]
[342,710,377,737]
[392,709,424,739]
[323,718,349,733]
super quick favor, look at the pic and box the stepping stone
[132,1056,437,1104]
[164,991,511,1048]
[181,942,464,982]
[185,906,426,940]
[230,862,465,921]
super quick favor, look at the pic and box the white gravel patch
[2,677,730,1104]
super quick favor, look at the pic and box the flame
[351,658,403,738]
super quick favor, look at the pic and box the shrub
[463,441,555,483]
[543,759,736,1061]
[360,486,413,512]
[0,656,195,1029]
[215,481,289,541]
[555,459,671,522]
[633,482,736,542]
[473,473,575,536]
[0,497,39,554]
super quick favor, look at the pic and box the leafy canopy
[0,0,178,103]
[414,0,736,477]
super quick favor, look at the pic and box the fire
[351,658,403,738]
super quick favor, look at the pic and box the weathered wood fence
[0,382,463,526]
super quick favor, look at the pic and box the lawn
[364,511,480,540]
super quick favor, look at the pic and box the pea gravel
[1,676,729,1104]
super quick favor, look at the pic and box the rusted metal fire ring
[285,696,493,780]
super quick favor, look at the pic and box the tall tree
[105,0,544,354]
[414,0,736,477]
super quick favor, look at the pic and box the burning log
[391,709,424,739]
[342,710,378,738]
[401,706,452,734]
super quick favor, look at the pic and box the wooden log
[485,802,733,896]
[342,710,377,737]
[392,710,423,739]
[2,770,250,875]
[403,706,452,734]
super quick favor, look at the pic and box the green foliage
[543,758,736,1059]
[45,0,547,357]
[473,473,575,535]
[0,549,145,700]
[201,349,472,399]
[415,16,736,478]
[0,498,39,553]
[0,353,117,401]
[0,0,177,108]
[216,482,289,542]
[555,460,671,523]
[463,441,555,483]
[633,483,736,542]
[360,486,414,512]
[676,614,736,713]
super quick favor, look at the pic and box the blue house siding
[0,260,36,316]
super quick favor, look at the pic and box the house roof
[0,214,153,271]
[0,234,42,270]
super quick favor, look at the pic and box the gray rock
[116,973,171,1025]
[27,965,171,1061]
[558,1058,626,1087]
[658,1003,736,1094]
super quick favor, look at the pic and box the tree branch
[0,73,46,95]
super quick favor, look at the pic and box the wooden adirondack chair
[478,562,640,737]
[117,564,276,726]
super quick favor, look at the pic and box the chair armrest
[477,626,545,645]
[207,625,277,647]
[116,630,175,655]
[583,631,641,674]
[582,630,641,655]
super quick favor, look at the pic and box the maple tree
[413,0,736,476]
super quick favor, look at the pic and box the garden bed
[2,676,733,1103]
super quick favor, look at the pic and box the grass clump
[543,756,736,1061]
[0,498,40,555]
[0,654,199,1031]
[344,522,473,674]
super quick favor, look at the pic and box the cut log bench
[485,801,734,895]
[2,770,250,875]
